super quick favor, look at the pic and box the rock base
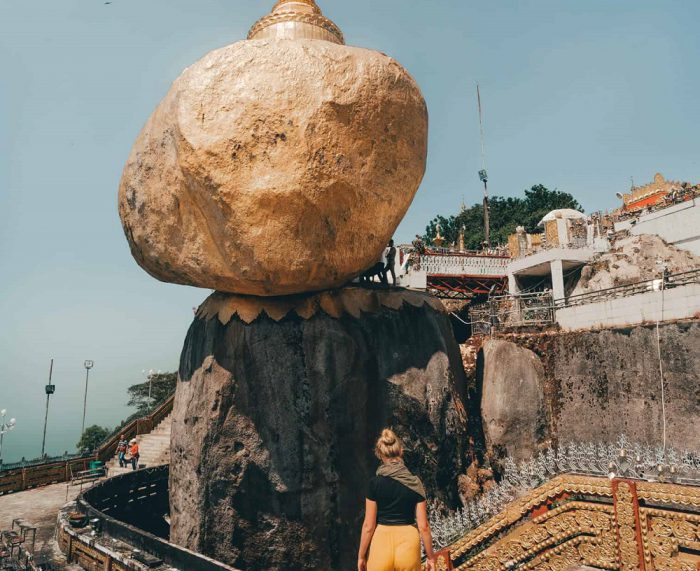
[169,288,469,570]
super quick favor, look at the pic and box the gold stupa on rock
[248,0,344,44]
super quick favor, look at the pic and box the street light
[80,360,94,438]
[0,409,17,466]
[142,369,162,412]
[41,358,56,458]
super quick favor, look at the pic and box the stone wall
[476,320,700,464]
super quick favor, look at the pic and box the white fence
[419,254,509,277]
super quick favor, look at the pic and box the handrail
[555,267,700,308]
[95,394,175,463]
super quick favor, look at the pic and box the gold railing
[0,395,174,495]
[440,474,700,570]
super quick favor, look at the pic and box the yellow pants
[367,524,421,571]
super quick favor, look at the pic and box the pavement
[0,481,93,569]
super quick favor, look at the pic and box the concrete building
[507,209,609,301]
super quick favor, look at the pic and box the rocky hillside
[572,234,700,296]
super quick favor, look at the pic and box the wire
[656,277,667,456]
[477,84,486,173]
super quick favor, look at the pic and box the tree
[127,371,177,415]
[77,425,111,453]
[424,184,583,250]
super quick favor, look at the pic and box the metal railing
[470,292,555,332]
[555,267,700,308]
[0,452,90,473]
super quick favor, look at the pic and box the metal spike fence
[428,435,700,550]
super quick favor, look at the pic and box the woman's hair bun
[375,428,402,459]
[381,429,397,445]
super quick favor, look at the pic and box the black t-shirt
[366,476,424,525]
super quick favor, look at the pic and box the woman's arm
[416,501,435,569]
[357,499,377,571]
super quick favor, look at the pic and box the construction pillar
[508,272,520,295]
[550,259,565,302]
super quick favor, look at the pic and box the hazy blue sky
[1,0,698,463]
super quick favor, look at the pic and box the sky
[1,0,698,463]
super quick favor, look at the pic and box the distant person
[117,435,128,468]
[357,429,435,571]
[128,439,140,471]
[384,240,397,287]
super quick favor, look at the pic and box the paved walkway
[0,481,90,568]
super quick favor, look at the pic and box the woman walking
[357,429,435,571]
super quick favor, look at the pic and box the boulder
[169,288,468,570]
[479,339,546,462]
[118,38,427,296]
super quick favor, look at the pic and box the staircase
[105,413,172,476]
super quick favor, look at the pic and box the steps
[106,414,172,476]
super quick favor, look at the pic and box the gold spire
[248,0,345,45]
[433,224,445,248]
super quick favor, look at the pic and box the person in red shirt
[128,439,140,471]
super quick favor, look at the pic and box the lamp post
[41,358,56,458]
[142,369,162,412]
[0,409,17,466]
[80,360,94,438]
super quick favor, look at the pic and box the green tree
[424,184,583,249]
[77,425,111,453]
[127,371,177,415]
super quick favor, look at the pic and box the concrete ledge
[509,247,596,275]
[556,283,700,330]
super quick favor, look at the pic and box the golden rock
[118,0,428,295]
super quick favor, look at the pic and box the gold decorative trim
[450,475,612,558]
[444,475,700,571]
[612,480,644,570]
[248,1,344,44]
[273,0,321,13]
[197,287,446,325]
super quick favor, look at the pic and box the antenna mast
[477,84,490,248]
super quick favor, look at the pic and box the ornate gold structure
[248,0,345,44]
[619,173,682,210]
[438,475,700,570]
[197,287,446,325]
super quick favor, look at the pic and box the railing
[469,292,555,332]
[94,394,174,464]
[0,452,90,472]
[419,254,509,277]
[421,247,510,258]
[0,394,175,495]
[555,267,700,308]
[0,457,96,496]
